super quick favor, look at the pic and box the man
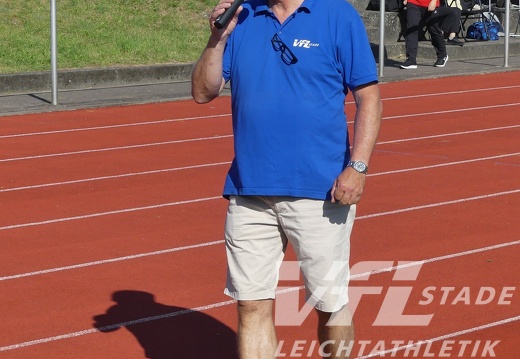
[400,0,455,69]
[191,0,382,358]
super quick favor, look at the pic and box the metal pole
[379,0,386,77]
[50,0,58,105]
[504,0,510,67]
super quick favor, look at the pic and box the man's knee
[316,306,353,327]
[238,299,273,321]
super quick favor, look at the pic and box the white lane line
[1,108,519,164]
[371,152,520,177]
[380,84,520,101]
[0,134,233,163]
[377,124,520,145]
[2,201,519,283]
[350,239,520,280]
[0,240,225,281]
[1,128,518,192]
[1,188,517,232]
[3,152,518,194]
[2,84,519,140]
[383,102,520,120]
[0,298,237,352]
[0,114,231,139]
[355,315,520,359]
[0,161,232,193]
[357,189,520,220]
[0,196,222,231]
[1,239,518,351]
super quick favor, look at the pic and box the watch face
[353,161,367,173]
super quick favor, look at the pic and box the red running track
[0,72,519,359]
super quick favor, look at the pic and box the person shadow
[92,290,238,359]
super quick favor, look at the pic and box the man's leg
[404,3,423,61]
[224,196,288,358]
[317,306,354,359]
[426,11,448,59]
[273,198,356,358]
[237,299,277,359]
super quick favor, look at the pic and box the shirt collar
[253,0,314,16]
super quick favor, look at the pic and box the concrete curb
[0,63,194,95]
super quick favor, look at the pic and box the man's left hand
[331,167,366,205]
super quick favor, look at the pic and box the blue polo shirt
[222,0,378,200]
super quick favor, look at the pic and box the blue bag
[467,21,503,41]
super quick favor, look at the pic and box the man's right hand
[210,0,243,37]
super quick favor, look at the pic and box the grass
[0,0,216,74]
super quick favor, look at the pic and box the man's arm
[332,82,382,205]
[191,0,243,104]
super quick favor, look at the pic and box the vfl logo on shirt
[293,39,320,48]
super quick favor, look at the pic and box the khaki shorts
[224,195,356,312]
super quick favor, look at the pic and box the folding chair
[514,4,520,35]
[492,0,520,36]
[457,0,491,38]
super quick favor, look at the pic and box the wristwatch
[347,160,368,174]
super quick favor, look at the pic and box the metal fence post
[50,0,58,105]
[504,0,510,67]
[379,0,386,77]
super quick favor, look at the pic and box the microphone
[214,0,245,29]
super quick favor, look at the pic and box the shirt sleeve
[222,39,232,83]
[339,10,379,91]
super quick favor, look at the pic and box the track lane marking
[384,102,520,120]
[0,135,233,163]
[2,84,520,139]
[1,239,518,351]
[355,315,520,358]
[1,194,519,281]
[376,124,520,145]
[0,196,222,231]
[1,188,518,231]
[2,122,518,165]
[0,161,232,193]
[0,240,225,281]
[0,114,231,139]
[371,152,520,177]
[2,152,519,193]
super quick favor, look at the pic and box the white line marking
[0,196,222,231]
[381,84,520,101]
[0,240,225,281]
[350,239,520,279]
[355,315,520,359]
[2,133,518,193]
[0,161,231,193]
[1,109,519,164]
[377,124,520,145]
[383,102,520,120]
[0,298,238,351]
[2,206,519,283]
[2,84,518,140]
[0,114,230,139]
[0,189,517,232]
[1,240,518,351]
[371,152,520,177]
[356,189,520,220]
[346,84,520,105]
[0,134,233,163]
